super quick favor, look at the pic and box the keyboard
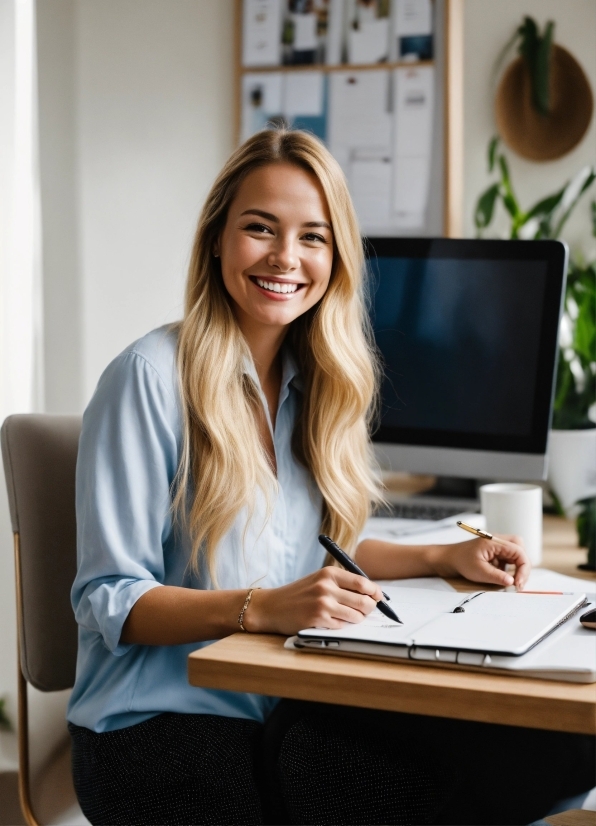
[376,498,480,521]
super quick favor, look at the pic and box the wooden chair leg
[15,533,39,826]
[17,666,39,826]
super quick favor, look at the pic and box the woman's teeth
[255,278,298,294]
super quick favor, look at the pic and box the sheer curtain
[0,0,43,770]
[1,0,44,420]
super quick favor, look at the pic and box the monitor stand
[378,475,480,521]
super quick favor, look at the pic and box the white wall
[38,0,81,414]
[38,0,235,410]
[76,0,235,402]
[463,0,596,260]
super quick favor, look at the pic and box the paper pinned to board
[284,71,324,117]
[346,0,391,65]
[241,72,284,142]
[327,69,393,229]
[290,11,318,52]
[242,0,283,67]
[393,0,434,61]
[325,0,345,65]
[392,64,434,228]
[350,155,393,230]
[348,18,390,64]
[395,0,433,36]
[327,69,392,170]
[241,71,325,142]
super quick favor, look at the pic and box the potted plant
[475,137,596,569]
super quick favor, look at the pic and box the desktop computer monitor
[366,237,567,483]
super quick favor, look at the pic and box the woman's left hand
[430,535,530,590]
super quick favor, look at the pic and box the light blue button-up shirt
[67,325,325,733]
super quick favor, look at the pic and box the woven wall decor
[495,44,593,162]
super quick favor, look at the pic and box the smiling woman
[216,165,334,414]
[64,127,593,826]
[221,169,333,305]
[174,130,381,589]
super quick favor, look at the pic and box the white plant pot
[547,428,596,513]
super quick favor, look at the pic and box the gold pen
[456,520,508,546]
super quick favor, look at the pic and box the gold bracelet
[238,587,260,632]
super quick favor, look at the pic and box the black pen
[318,535,403,624]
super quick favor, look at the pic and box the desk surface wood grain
[188,516,596,735]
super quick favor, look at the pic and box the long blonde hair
[175,128,381,583]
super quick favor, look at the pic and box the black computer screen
[367,239,566,454]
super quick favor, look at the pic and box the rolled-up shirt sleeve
[72,349,181,656]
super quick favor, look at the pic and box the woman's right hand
[243,567,383,636]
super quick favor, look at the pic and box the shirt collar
[242,347,303,395]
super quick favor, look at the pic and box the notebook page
[487,598,596,676]
[378,577,455,592]
[297,587,463,644]
[412,592,586,656]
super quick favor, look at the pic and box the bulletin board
[234,0,463,237]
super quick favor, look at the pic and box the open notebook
[289,587,595,683]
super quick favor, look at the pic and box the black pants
[70,700,595,826]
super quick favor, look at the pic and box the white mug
[479,483,543,566]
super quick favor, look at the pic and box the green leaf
[502,192,519,220]
[577,263,596,294]
[517,17,555,116]
[498,156,521,219]
[577,499,596,556]
[517,17,538,60]
[552,365,596,427]
[555,257,596,428]
[533,21,554,115]
[591,200,596,237]
[553,167,596,238]
[574,293,596,363]
[553,353,573,411]
[534,217,553,239]
[474,183,500,230]
[498,154,511,187]
[567,258,595,288]
[488,136,499,173]
[526,186,565,220]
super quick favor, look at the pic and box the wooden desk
[188,516,596,735]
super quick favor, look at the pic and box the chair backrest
[1,414,82,692]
